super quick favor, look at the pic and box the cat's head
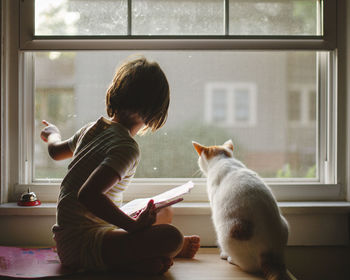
[192,140,234,176]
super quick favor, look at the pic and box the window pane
[35,0,321,36]
[132,0,223,35]
[35,0,128,35]
[33,51,319,180]
[229,0,321,35]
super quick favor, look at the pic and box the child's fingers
[42,120,50,126]
[136,200,156,227]
[139,200,157,224]
[145,199,155,212]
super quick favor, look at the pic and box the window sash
[19,0,337,51]
[33,0,324,37]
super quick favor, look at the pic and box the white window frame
[205,82,257,127]
[2,0,344,205]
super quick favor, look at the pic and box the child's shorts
[52,224,115,271]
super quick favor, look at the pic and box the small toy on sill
[17,188,41,206]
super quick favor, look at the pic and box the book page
[120,181,194,217]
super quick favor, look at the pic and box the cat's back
[214,159,274,200]
[213,162,281,222]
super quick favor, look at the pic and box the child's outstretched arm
[40,120,73,160]
[77,164,157,233]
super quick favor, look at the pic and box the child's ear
[224,139,234,151]
[192,141,207,156]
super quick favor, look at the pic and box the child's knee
[167,224,184,249]
[156,224,184,253]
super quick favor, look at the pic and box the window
[205,83,257,127]
[2,0,342,203]
[288,86,317,125]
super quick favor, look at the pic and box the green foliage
[36,4,70,35]
[276,163,317,178]
[276,164,292,178]
[306,164,316,178]
[293,1,317,34]
[135,122,235,178]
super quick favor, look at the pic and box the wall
[0,210,349,280]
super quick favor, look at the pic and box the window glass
[234,88,250,122]
[35,0,128,35]
[288,90,301,122]
[212,89,227,122]
[33,51,319,180]
[309,90,317,121]
[229,0,320,35]
[132,0,223,35]
[34,0,321,36]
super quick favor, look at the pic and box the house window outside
[288,86,317,126]
[234,88,251,122]
[205,83,257,127]
[211,89,228,123]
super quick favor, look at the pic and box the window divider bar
[224,0,229,36]
[20,38,335,51]
[31,35,326,40]
[127,0,132,36]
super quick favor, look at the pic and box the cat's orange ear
[192,141,207,156]
[224,139,234,151]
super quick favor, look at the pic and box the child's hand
[130,200,157,232]
[40,120,61,143]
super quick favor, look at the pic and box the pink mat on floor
[0,246,73,278]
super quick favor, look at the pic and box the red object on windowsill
[17,188,41,206]
[17,200,41,206]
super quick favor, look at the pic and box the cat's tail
[260,252,298,280]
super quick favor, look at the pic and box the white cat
[193,140,294,280]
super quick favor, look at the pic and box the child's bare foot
[176,235,200,258]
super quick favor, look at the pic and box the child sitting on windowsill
[40,56,200,275]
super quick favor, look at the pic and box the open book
[120,181,194,217]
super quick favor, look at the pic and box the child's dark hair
[106,56,170,132]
